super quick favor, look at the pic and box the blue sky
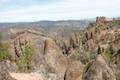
[0,0,120,22]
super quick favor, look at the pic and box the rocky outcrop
[96,16,107,25]
[68,17,120,80]
[9,28,69,80]
[9,28,46,62]
[68,17,120,53]
[64,61,84,80]
[6,17,120,80]
[0,61,16,80]
[43,39,68,80]
[110,49,120,80]
[83,55,116,80]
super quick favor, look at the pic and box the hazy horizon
[0,0,120,22]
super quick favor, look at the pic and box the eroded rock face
[9,28,46,61]
[43,39,68,80]
[9,28,69,80]
[83,55,116,80]
[0,61,16,80]
[29,38,69,80]
[64,61,84,80]
[96,16,107,25]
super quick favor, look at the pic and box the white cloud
[0,0,120,22]
[0,0,11,3]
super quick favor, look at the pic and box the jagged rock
[9,28,69,80]
[109,49,120,80]
[83,55,116,80]
[96,16,107,25]
[34,64,58,80]
[9,28,45,61]
[70,32,81,49]
[0,61,16,80]
[6,18,120,80]
[34,38,68,80]
[44,39,68,80]
[64,61,84,80]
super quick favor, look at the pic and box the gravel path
[10,73,43,80]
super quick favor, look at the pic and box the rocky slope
[68,17,120,80]
[54,17,120,80]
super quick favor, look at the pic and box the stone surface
[0,61,16,80]
[83,55,116,80]
[44,39,68,80]
[64,61,84,80]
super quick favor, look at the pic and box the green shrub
[0,34,10,62]
[82,60,94,79]
[103,48,112,63]
[0,43,10,62]
[69,46,96,64]
[17,44,35,72]
[103,45,115,63]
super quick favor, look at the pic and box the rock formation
[42,39,68,80]
[2,17,120,80]
[96,16,107,25]
[9,28,46,62]
[83,54,116,80]
[8,28,69,80]
[0,61,16,80]
[64,61,84,80]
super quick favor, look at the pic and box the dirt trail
[10,73,43,80]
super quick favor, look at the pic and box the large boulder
[64,61,84,80]
[83,55,116,80]
[43,39,68,80]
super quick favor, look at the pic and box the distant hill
[0,20,91,40]
[0,20,90,28]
